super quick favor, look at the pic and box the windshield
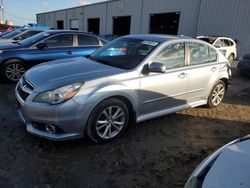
[89,38,159,70]
[19,32,49,46]
[1,29,24,39]
[0,30,13,37]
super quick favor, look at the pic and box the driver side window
[150,43,185,69]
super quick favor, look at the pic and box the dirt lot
[0,66,249,188]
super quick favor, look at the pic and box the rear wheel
[86,98,129,143]
[1,59,26,83]
[207,81,226,108]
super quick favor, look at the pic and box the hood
[0,38,14,43]
[25,57,125,90]
[0,42,24,50]
[202,139,250,188]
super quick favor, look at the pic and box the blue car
[0,30,107,82]
[238,54,250,76]
[0,28,46,43]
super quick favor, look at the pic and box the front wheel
[207,81,226,108]
[86,98,129,143]
[1,60,26,83]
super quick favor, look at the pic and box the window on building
[88,18,100,35]
[70,19,79,31]
[150,12,180,35]
[113,16,131,36]
[57,20,64,29]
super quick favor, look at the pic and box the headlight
[33,83,83,104]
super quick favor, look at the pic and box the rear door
[185,42,219,104]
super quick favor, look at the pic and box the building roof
[37,0,118,15]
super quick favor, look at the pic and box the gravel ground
[0,66,249,188]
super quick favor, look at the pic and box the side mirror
[36,43,48,49]
[148,62,166,73]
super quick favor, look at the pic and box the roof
[37,0,118,15]
[45,30,96,35]
[123,34,190,43]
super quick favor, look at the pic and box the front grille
[17,77,34,102]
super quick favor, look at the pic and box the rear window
[78,35,99,46]
[209,47,217,62]
[189,42,210,65]
[198,37,216,44]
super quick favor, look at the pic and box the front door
[25,34,75,66]
[139,42,188,116]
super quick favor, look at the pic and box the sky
[3,0,108,26]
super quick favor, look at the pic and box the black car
[238,54,250,76]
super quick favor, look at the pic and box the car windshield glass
[1,29,24,39]
[199,37,216,44]
[19,32,49,46]
[89,38,159,70]
[0,30,13,37]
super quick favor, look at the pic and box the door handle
[211,67,217,72]
[67,51,73,55]
[178,72,187,79]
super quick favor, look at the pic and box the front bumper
[15,84,92,141]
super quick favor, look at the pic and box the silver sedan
[15,34,231,142]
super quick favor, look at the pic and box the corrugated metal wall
[196,0,250,57]
[37,0,250,56]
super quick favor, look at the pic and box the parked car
[0,23,14,33]
[197,36,237,65]
[185,135,250,188]
[0,28,46,43]
[23,23,52,30]
[238,53,250,76]
[15,34,231,142]
[0,30,107,82]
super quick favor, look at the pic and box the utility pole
[0,0,4,24]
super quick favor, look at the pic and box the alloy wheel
[211,84,225,106]
[96,106,125,139]
[5,63,25,82]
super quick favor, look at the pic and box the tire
[86,98,129,143]
[228,54,234,65]
[207,80,226,108]
[1,59,26,83]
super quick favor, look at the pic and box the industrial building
[37,0,250,56]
